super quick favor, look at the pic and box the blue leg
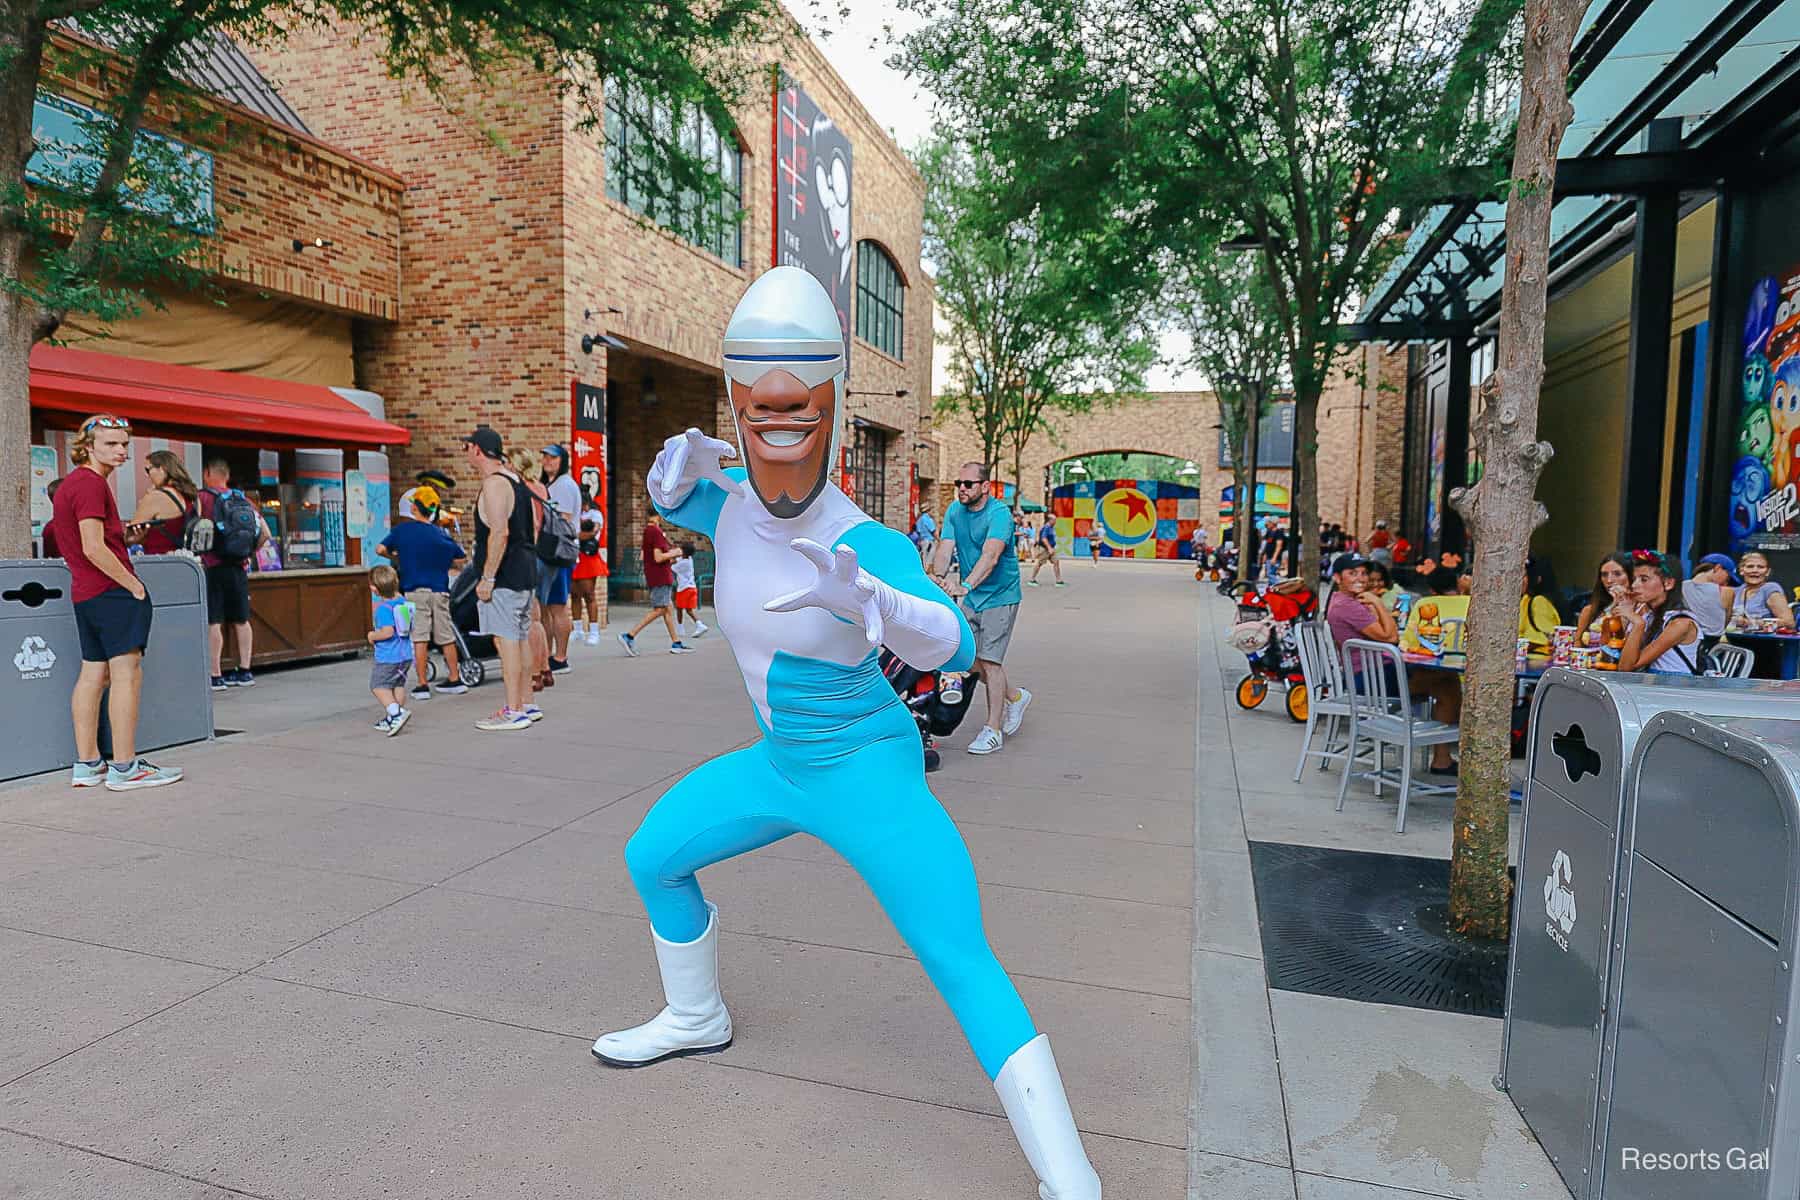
[624,742,801,943]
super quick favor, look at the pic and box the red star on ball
[1116,493,1153,525]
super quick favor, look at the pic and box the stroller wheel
[425,656,440,685]
[1286,684,1310,723]
[459,656,486,688]
[1235,676,1269,710]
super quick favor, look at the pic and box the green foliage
[920,134,1156,473]
[1170,245,1288,453]
[1055,452,1195,485]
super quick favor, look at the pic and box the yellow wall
[1533,202,1716,581]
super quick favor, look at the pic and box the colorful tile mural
[1050,478,1203,559]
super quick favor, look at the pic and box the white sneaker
[592,903,733,1067]
[586,630,601,646]
[520,704,545,723]
[476,708,531,732]
[386,708,411,736]
[690,620,709,639]
[967,726,1003,755]
[1002,687,1033,736]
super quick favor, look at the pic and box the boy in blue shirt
[377,486,468,700]
[367,564,414,735]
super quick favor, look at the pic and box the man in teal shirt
[931,461,1030,754]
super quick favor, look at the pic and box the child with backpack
[368,564,415,735]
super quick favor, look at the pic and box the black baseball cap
[1331,552,1369,575]
[460,427,503,458]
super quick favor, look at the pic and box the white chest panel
[710,487,875,718]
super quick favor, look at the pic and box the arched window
[855,241,905,359]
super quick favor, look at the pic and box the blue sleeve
[839,522,976,673]
[653,468,740,539]
[988,503,1015,545]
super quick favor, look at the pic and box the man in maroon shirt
[616,513,692,655]
[51,415,182,791]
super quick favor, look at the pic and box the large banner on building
[572,381,608,566]
[774,75,853,370]
[1731,265,1800,551]
[1051,478,1203,559]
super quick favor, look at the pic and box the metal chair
[1292,620,1355,780]
[1708,642,1754,678]
[1335,638,1460,833]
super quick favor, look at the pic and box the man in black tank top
[462,427,539,731]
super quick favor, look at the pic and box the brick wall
[254,22,936,620]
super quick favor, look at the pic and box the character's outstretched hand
[648,428,744,508]
[764,538,885,647]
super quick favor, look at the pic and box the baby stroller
[1228,579,1318,722]
[880,648,977,772]
[430,564,490,689]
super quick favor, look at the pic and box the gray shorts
[370,658,410,690]
[961,600,1019,664]
[477,586,533,641]
[649,584,674,609]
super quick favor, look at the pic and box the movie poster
[1732,266,1800,551]
[571,381,608,567]
[774,75,853,370]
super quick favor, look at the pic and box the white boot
[994,1035,1101,1200]
[591,903,733,1067]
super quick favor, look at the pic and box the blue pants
[623,706,1038,1079]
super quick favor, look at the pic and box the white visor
[722,337,845,390]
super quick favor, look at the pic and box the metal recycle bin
[1501,668,1800,1199]
[1581,712,1800,1200]
[0,556,211,783]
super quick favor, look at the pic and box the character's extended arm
[766,526,974,672]
[648,428,743,538]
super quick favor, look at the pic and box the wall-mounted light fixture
[847,387,911,398]
[580,307,628,355]
[291,237,332,252]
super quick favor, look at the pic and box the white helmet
[721,266,848,516]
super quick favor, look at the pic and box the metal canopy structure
[1356,0,1800,341]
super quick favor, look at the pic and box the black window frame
[851,423,889,522]
[604,81,743,267]
[855,241,905,360]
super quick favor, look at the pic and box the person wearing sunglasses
[930,463,1031,755]
[591,268,1101,1198]
[47,415,182,791]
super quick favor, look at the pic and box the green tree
[1171,246,1288,582]
[1055,452,1193,485]
[921,135,1154,494]
[1444,0,1585,940]
[1,0,788,553]
[898,0,1519,583]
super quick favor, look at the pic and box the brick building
[251,26,937,609]
[933,344,1409,547]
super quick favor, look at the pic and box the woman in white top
[1618,550,1701,675]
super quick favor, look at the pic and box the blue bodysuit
[624,468,1038,1079]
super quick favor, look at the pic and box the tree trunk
[1293,387,1320,584]
[1447,0,1582,942]
[1236,386,1261,584]
[0,286,32,557]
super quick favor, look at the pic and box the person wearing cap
[1328,552,1461,774]
[461,426,539,730]
[590,267,1102,1198]
[539,444,581,672]
[1683,553,1739,653]
[376,486,468,699]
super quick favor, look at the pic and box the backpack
[531,493,579,568]
[207,487,261,561]
[155,488,213,554]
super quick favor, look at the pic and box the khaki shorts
[408,588,455,645]
[961,599,1019,664]
[477,586,532,642]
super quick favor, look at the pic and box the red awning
[29,344,410,449]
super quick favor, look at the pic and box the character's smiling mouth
[762,430,806,447]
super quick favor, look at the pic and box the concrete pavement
[0,564,1566,1198]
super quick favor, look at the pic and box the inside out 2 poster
[1732,266,1800,552]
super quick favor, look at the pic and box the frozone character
[591,267,1101,1199]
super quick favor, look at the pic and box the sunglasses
[80,415,130,433]
[954,479,984,488]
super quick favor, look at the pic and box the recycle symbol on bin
[13,635,56,675]
[1544,849,1578,935]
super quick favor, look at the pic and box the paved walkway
[0,563,1565,1198]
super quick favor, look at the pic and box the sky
[797,1,1208,394]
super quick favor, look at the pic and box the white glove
[765,538,885,647]
[648,428,743,510]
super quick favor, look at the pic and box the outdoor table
[1722,629,1800,680]
[1402,652,1550,682]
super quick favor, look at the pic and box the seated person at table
[1326,554,1460,774]
[1681,553,1738,652]
[1618,550,1702,675]
[1400,567,1470,657]
[1518,556,1562,655]
[1728,550,1795,631]
[1574,553,1632,646]
[1365,559,1412,616]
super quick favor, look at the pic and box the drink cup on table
[1551,625,1577,666]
